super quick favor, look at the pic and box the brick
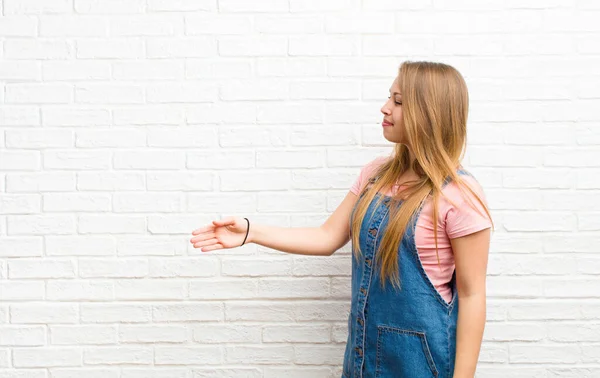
[76,39,143,59]
[78,215,146,234]
[0,61,41,81]
[75,84,144,104]
[4,0,71,14]
[155,346,222,365]
[294,344,344,365]
[8,215,75,235]
[220,171,290,191]
[221,0,287,12]
[0,326,46,346]
[146,126,217,147]
[257,150,323,168]
[0,237,43,257]
[147,38,217,58]
[0,106,40,126]
[219,37,287,57]
[121,369,187,378]
[225,301,349,322]
[4,40,71,60]
[42,107,110,127]
[50,369,119,378]
[0,281,44,301]
[50,325,117,345]
[74,0,145,14]
[6,129,73,149]
[186,14,252,35]
[263,324,330,343]
[40,16,108,37]
[225,345,293,364]
[119,325,187,343]
[113,106,184,125]
[83,347,152,365]
[109,15,182,36]
[193,324,260,343]
[43,193,111,212]
[77,172,145,191]
[146,172,213,191]
[46,280,114,301]
[290,35,359,56]
[0,151,40,171]
[510,344,580,364]
[112,61,183,81]
[148,257,218,278]
[116,236,187,256]
[0,194,40,214]
[152,303,223,322]
[147,0,215,11]
[189,280,258,300]
[194,369,262,378]
[114,280,187,300]
[79,258,148,278]
[11,304,78,324]
[221,257,292,277]
[13,348,82,368]
[113,151,185,170]
[112,193,183,213]
[43,151,111,170]
[9,259,75,279]
[46,236,116,256]
[80,304,151,324]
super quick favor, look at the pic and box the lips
[382,121,393,127]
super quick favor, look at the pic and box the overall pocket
[375,325,439,378]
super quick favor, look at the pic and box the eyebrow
[388,90,401,96]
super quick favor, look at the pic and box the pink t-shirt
[349,156,492,303]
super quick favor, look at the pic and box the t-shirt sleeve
[444,176,493,239]
[349,168,366,195]
[349,157,387,195]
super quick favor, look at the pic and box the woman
[190,61,493,378]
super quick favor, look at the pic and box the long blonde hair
[350,61,494,290]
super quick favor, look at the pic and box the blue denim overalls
[342,170,471,378]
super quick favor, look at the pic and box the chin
[382,131,400,143]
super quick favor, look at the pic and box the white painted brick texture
[0,0,598,376]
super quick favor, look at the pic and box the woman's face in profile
[380,77,405,144]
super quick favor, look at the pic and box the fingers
[190,232,215,244]
[191,237,219,249]
[212,217,236,227]
[191,217,235,236]
[190,217,236,249]
[201,243,224,252]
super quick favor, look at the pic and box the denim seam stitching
[358,201,389,377]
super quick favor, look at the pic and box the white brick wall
[0,0,598,376]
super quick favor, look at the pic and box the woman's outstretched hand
[190,216,249,252]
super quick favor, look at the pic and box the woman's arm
[249,191,358,256]
[191,191,359,256]
[247,224,336,256]
[451,227,491,378]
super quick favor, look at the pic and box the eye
[387,96,401,105]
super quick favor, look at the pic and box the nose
[381,100,391,116]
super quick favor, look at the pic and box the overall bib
[342,170,471,378]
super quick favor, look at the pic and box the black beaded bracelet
[241,217,250,246]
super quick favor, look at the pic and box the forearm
[248,223,334,256]
[453,294,486,378]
